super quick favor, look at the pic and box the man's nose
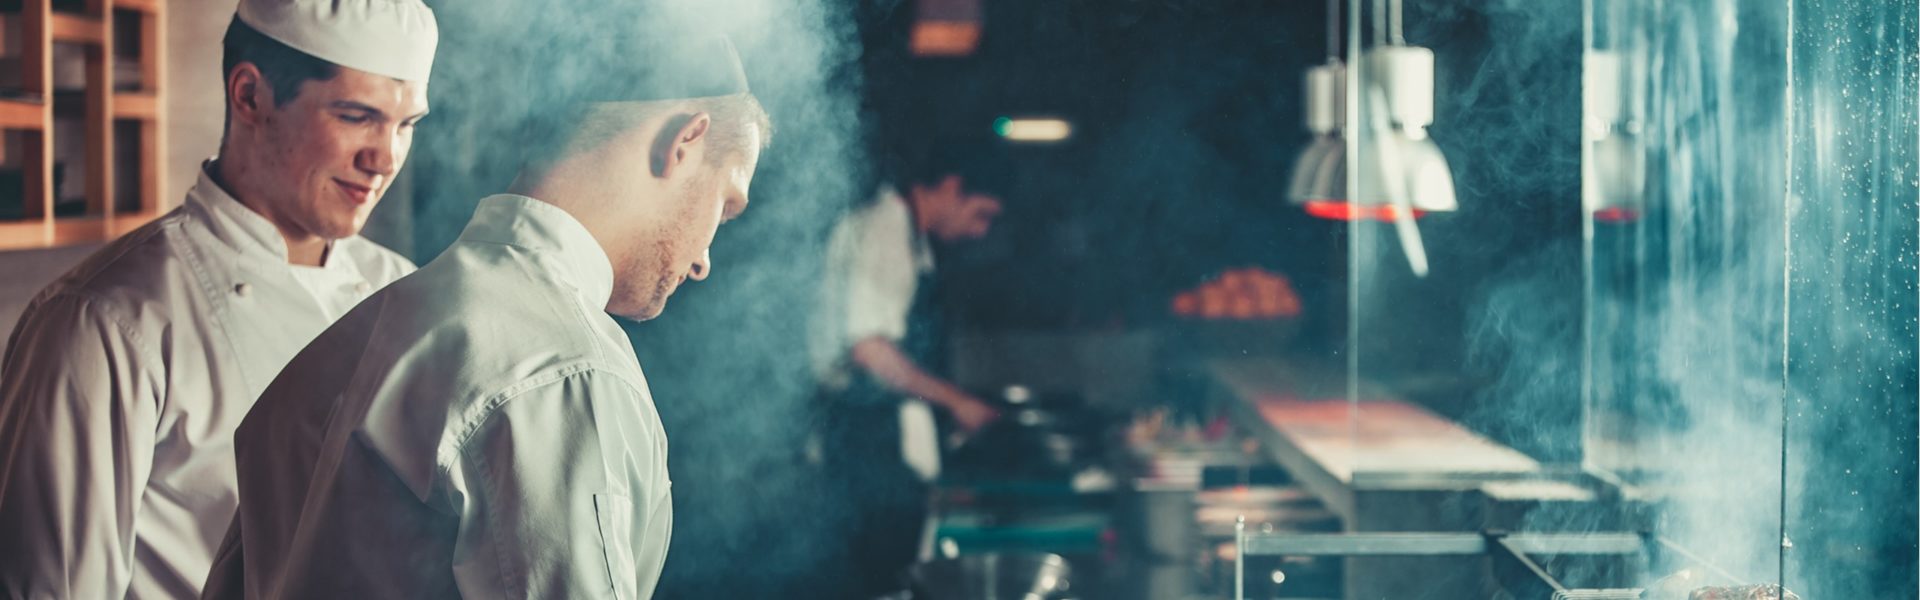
[688,249,712,281]
[358,132,401,177]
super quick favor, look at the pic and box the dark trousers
[816,402,932,599]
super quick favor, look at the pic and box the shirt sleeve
[0,293,159,600]
[838,208,918,346]
[446,369,670,600]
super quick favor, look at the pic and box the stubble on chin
[606,239,678,321]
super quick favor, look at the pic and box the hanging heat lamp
[1288,0,1456,225]
[1356,0,1455,276]
[1287,0,1350,217]
[1290,0,1351,218]
[1583,50,1645,224]
[1287,61,1348,218]
[1356,0,1456,217]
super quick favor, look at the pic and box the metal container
[1131,479,1200,561]
[909,552,1073,600]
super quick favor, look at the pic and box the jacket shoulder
[30,209,201,322]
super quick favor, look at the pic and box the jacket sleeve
[446,369,669,600]
[0,293,160,599]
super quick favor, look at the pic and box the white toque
[236,0,438,82]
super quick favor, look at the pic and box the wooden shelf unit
[0,0,165,251]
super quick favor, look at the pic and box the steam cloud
[1460,0,1916,595]
[402,0,871,594]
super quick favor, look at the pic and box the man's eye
[338,114,371,124]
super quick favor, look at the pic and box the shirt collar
[878,185,936,273]
[186,161,296,261]
[457,194,615,310]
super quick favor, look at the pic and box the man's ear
[227,63,272,129]
[652,112,713,178]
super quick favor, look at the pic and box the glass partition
[1779,0,1919,595]
[1334,0,1587,596]
[1582,0,1919,594]
[1324,0,1916,594]
[1255,0,1914,595]
[1581,0,1790,583]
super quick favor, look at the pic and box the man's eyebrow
[330,101,429,122]
[329,101,385,116]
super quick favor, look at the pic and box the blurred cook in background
[808,141,1010,598]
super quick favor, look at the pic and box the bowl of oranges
[1165,267,1304,356]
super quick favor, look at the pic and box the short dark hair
[221,17,338,109]
[904,139,1014,199]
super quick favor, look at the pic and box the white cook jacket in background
[201,194,672,600]
[0,164,413,600]
[809,187,942,482]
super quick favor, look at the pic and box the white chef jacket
[0,164,414,599]
[200,194,673,600]
[809,186,942,481]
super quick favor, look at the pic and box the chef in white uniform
[0,1,434,598]
[199,30,770,600]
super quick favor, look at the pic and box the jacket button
[234,283,251,297]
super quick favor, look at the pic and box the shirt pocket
[593,492,639,600]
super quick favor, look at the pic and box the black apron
[822,267,945,459]
[817,267,945,597]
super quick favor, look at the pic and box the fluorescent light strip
[994,117,1073,143]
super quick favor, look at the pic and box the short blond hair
[524,93,771,175]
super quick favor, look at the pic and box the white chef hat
[235,0,438,82]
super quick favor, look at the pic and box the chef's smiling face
[246,65,429,242]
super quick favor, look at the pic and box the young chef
[198,29,771,599]
[0,1,435,596]
[809,144,1009,597]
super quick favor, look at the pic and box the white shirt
[0,165,414,599]
[201,194,673,600]
[810,187,942,481]
[810,187,935,385]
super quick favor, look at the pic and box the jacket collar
[185,161,297,262]
[457,194,616,310]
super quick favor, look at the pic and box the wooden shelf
[49,13,102,44]
[54,91,158,120]
[0,219,51,250]
[0,98,46,129]
[112,0,157,13]
[0,209,160,250]
[0,0,166,250]
[113,91,153,119]
[49,213,107,244]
